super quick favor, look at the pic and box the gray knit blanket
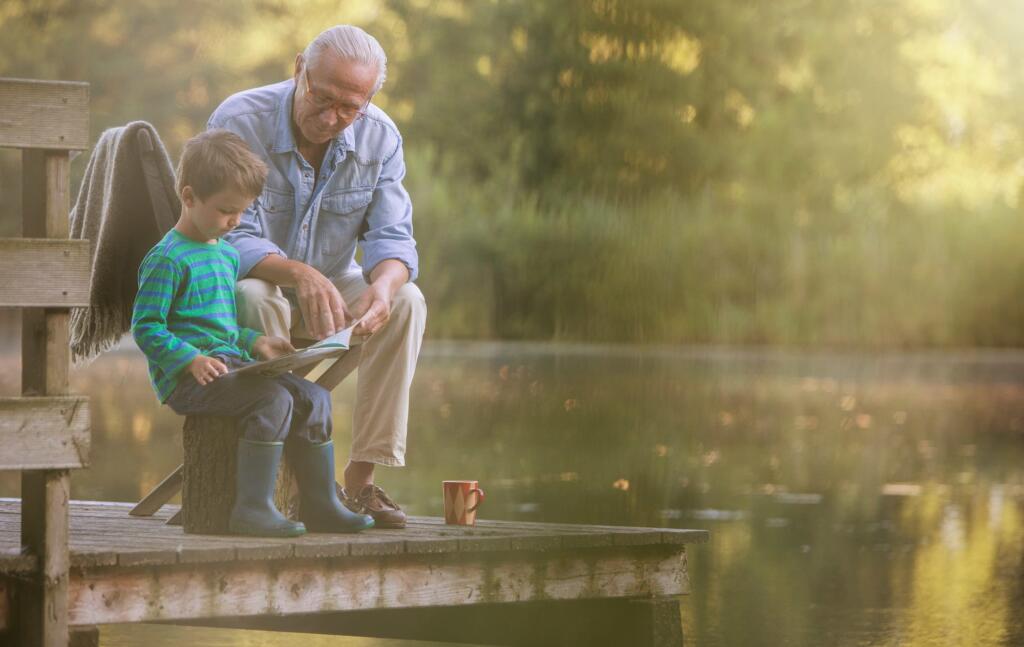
[69,121,179,363]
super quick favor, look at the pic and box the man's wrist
[250,254,311,288]
[284,260,309,285]
[371,271,401,289]
[369,259,410,295]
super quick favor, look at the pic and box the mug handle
[467,487,485,513]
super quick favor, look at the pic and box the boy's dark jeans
[165,356,331,444]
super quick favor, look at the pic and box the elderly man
[207,25,426,529]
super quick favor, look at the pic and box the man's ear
[181,185,195,208]
[294,53,304,80]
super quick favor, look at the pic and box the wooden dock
[0,500,707,645]
[0,76,708,646]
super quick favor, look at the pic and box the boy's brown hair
[175,129,267,200]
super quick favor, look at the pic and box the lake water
[3,341,1023,646]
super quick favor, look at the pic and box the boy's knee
[258,381,295,422]
[302,381,333,412]
[289,379,332,443]
[240,381,294,442]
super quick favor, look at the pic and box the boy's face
[182,186,254,242]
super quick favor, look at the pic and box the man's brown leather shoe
[340,484,407,529]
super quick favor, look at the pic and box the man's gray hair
[303,25,387,95]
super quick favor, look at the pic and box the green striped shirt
[132,229,262,402]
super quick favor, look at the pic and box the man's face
[293,51,377,146]
[183,186,253,242]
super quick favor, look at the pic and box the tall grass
[406,146,1024,348]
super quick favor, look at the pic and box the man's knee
[237,278,287,310]
[391,282,427,324]
[236,278,290,335]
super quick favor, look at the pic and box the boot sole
[228,522,307,538]
[369,519,406,529]
[303,518,376,533]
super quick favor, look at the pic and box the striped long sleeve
[132,253,202,396]
[132,230,262,402]
[237,327,261,355]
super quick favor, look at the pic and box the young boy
[131,129,373,537]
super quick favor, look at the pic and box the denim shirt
[207,79,418,284]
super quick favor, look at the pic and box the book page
[226,325,355,378]
[309,324,355,350]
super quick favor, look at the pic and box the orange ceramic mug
[443,480,485,525]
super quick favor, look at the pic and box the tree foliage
[2,0,1023,346]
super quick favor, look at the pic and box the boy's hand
[252,335,296,360]
[189,355,228,385]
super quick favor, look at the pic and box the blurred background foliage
[3,0,1024,347]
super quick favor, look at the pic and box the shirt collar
[270,79,356,156]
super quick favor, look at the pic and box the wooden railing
[0,76,91,647]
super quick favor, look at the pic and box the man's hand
[189,355,228,385]
[248,255,408,339]
[252,335,296,360]
[294,264,350,340]
[351,282,392,336]
[351,259,411,336]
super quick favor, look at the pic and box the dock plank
[0,499,707,570]
[60,545,688,626]
[0,499,704,629]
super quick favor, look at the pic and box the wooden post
[0,77,90,646]
[181,417,298,534]
[19,150,73,647]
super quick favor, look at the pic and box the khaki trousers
[235,271,426,466]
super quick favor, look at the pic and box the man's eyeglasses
[302,69,369,121]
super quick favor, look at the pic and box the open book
[228,325,356,378]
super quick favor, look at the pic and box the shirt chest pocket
[318,189,373,255]
[258,188,295,245]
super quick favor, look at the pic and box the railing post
[19,149,73,647]
[0,77,90,646]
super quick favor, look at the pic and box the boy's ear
[181,185,196,208]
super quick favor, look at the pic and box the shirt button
[302,224,309,231]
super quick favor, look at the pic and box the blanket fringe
[69,306,132,366]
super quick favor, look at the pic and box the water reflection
[3,341,1023,646]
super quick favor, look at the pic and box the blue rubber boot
[228,439,306,537]
[291,440,375,533]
